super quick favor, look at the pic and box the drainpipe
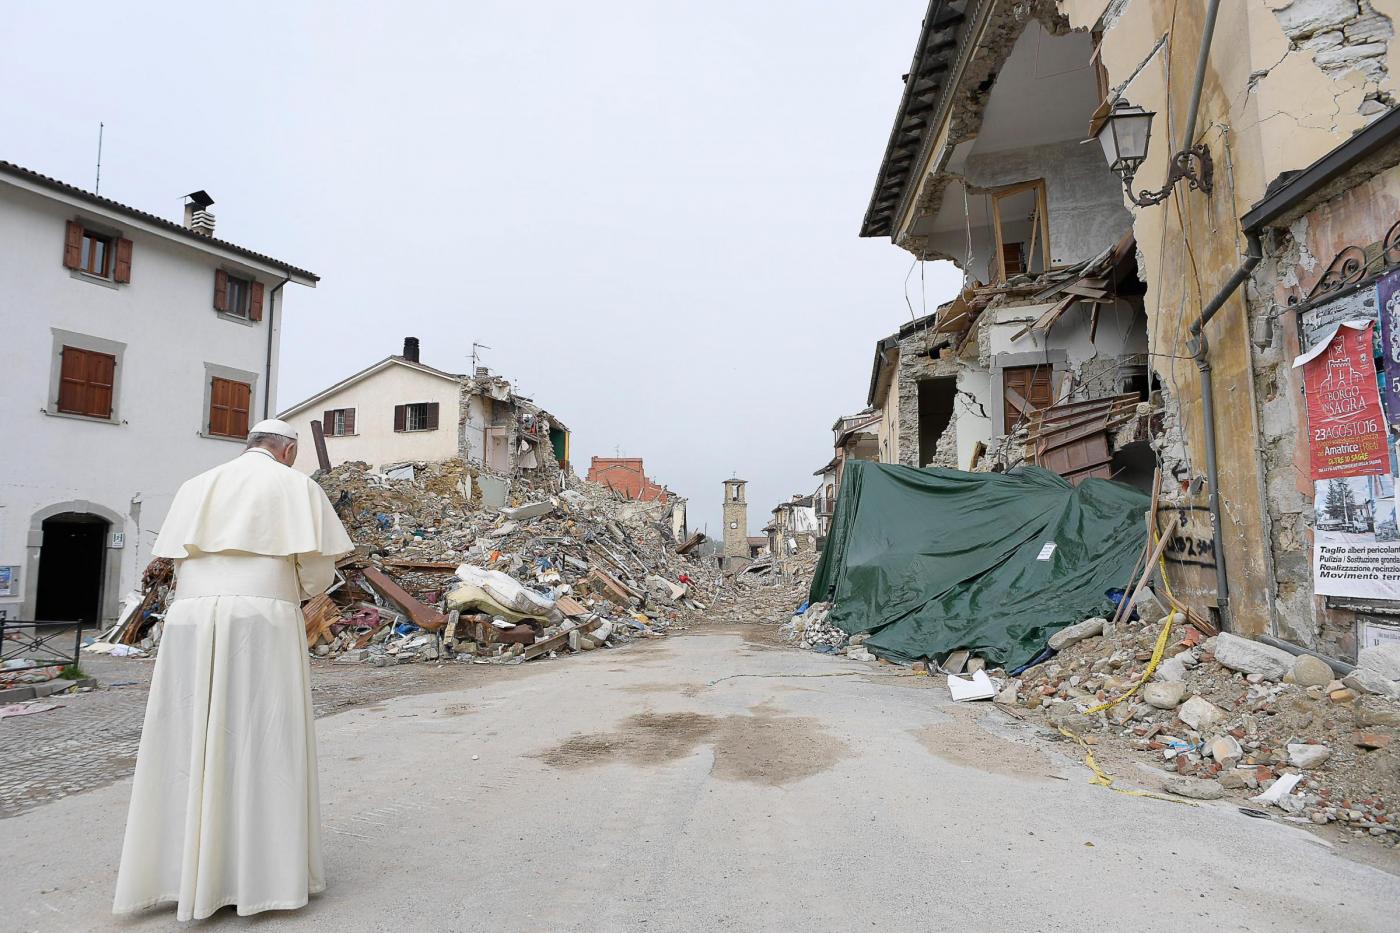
[263,272,293,419]
[1186,230,1263,633]
[1181,0,1221,148]
[1177,0,1242,631]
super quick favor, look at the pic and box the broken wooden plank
[675,531,706,555]
[382,559,460,571]
[362,566,448,632]
[521,617,601,660]
[554,595,588,618]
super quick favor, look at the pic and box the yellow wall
[1061,0,1400,633]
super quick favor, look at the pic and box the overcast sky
[4,0,962,535]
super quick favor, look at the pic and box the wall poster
[1298,280,1400,599]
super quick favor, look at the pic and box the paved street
[3,627,1399,932]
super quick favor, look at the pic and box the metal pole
[1182,0,1222,147]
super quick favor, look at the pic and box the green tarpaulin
[808,461,1149,670]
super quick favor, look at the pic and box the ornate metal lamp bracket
[1123,145,1214,208]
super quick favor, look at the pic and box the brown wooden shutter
[86,351,116,418]
[393,404,407,432]
[323,409,336,436]
[209,377,230,436]
[426,402,440,431]
[63,221,84,269]
[58,347,90,414]
[113,238,133,283]
[213,270,229,312]
[230,381,251,438]
[344,408,356,434]
[249,281,265,322]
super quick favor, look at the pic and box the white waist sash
[173,552,300,603]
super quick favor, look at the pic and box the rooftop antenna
[94,122,104,194]
[471,341,491,371]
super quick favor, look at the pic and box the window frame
[79,229,113,278]
[223,273,252,319]
[200,363,260,443]
[990,179,1051,284]
[46,329,127,425]
[404,402,430,432]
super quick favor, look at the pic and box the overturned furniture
[809,461,1148,670]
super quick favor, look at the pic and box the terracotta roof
[0,159,318,281]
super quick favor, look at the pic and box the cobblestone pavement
[0,654,493,818]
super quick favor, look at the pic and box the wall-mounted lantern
[1095,100,1213,207]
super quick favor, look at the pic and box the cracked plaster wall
[1056,0,1400,637]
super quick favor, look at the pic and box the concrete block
[500,501,555,521]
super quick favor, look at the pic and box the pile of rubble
[997,609,1400,846]
[705,552,818,627]
[306,461,721,666]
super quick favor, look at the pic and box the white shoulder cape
[153,451,355,560]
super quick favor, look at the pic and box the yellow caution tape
[1085,518,1181,716]
[1055,520,1196,805]
[1056,726,1197,806]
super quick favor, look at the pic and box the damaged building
[279,337,571,486]
[861,4,1154,489]
[859,0,1400,660]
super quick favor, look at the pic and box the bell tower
[722,478,748,564]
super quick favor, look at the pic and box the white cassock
[113,448,353,921]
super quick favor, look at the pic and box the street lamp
[1095,100,1213,207]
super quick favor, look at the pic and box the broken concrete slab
[1358,643,1400,681]
[1163,776,1226,800]
[1178,696,1225,734]
[1212,633,1294,680]
[1143,681,1186,709]
[500,501,555,522]
[1288,743,1332,768]
[1048,617,1105,651]
[1343,667,1400,698]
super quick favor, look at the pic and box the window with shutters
[208,377,252,439]
[64,220,132,284]
[1002,365,1055,435]
[394,402,439,433]
[55,346,116,419]
[325,408,356,436]
[213,269,264,323]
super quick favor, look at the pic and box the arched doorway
[35,512,110,624]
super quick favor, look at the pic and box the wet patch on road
[533,707,848,786]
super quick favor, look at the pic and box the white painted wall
[282,361,462,472]
[954,367,994,468]
[0,176,310,624]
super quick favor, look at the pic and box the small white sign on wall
[110,532,125,549]
[1359,619,1400,651]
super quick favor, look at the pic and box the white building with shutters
[0,160,317,628]
[278,337,572,478]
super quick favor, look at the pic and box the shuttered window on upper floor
[63,220,132,283]
[57,346,116,419]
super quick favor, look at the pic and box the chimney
[182,190,216,237]
[475,366,490,379]
[402,337,420,363]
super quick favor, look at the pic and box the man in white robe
[114,419,354,921]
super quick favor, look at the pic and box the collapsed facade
[279,338,571,494]
[862,7,1153,491]
[860,0,1400,659]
